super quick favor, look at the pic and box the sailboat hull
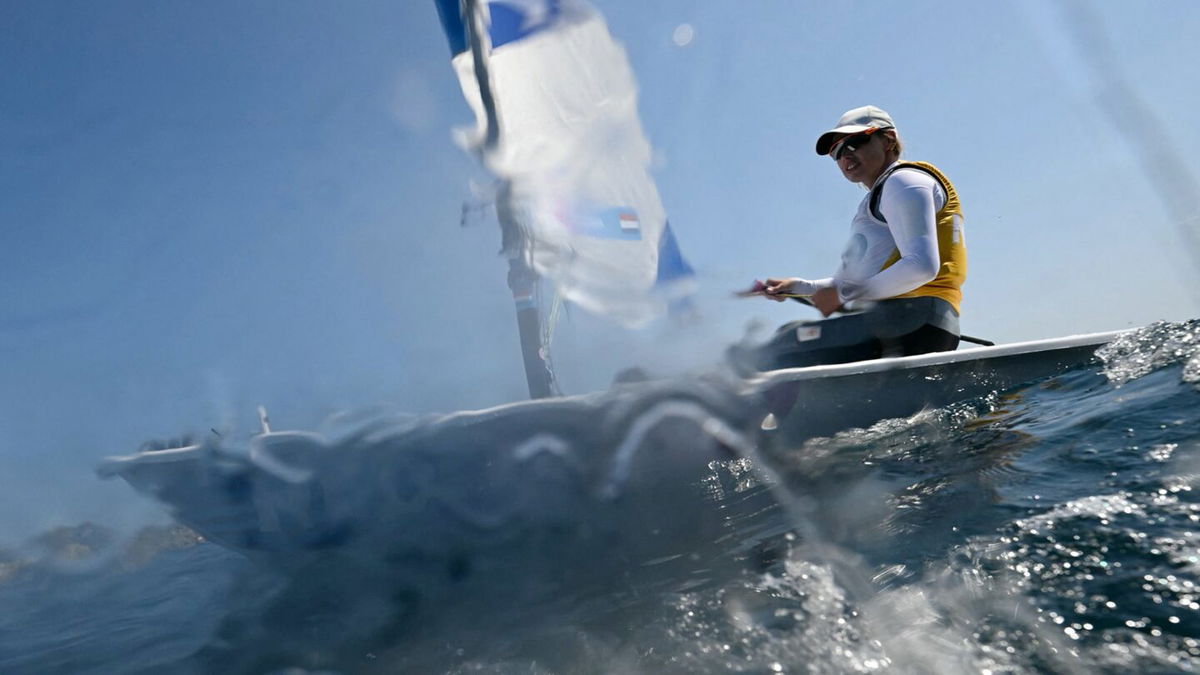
[98,330,1125,571]
[755,330,1124,441]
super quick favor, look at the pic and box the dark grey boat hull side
[756,331,1124,441]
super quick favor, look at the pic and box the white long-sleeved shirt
[793,162,945,305]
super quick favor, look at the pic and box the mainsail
[434,0,695,395]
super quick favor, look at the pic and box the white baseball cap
[815,105,896,156]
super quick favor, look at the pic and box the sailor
[742,105,966,371]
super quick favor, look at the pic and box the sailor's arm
[763,276,834,302]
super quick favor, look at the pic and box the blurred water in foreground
[2,321,1199,674]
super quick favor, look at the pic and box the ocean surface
[2,321,1199,675]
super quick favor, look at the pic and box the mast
[462,0,556,399]
[498,183,556,399]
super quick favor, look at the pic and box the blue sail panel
[488,1,562,49]
[435,0,564,55]
[434,0,469,56]
[655,221,695,286]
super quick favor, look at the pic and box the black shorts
[748,297,961,371]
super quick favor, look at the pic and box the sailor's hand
[812,286,843,316]
[763,277,798,302]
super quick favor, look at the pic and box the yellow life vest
[872,161,967,313]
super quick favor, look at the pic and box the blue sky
[2,1,1199,541]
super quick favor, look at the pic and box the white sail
[436,0,694,327]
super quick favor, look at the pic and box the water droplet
[672,24,695,47]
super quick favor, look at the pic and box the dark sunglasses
[830,127,880,160]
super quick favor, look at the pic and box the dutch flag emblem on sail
[618,212,640,232]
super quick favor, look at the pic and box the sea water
[2,321,1199,674]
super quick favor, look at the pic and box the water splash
[1097,320,1200,386]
